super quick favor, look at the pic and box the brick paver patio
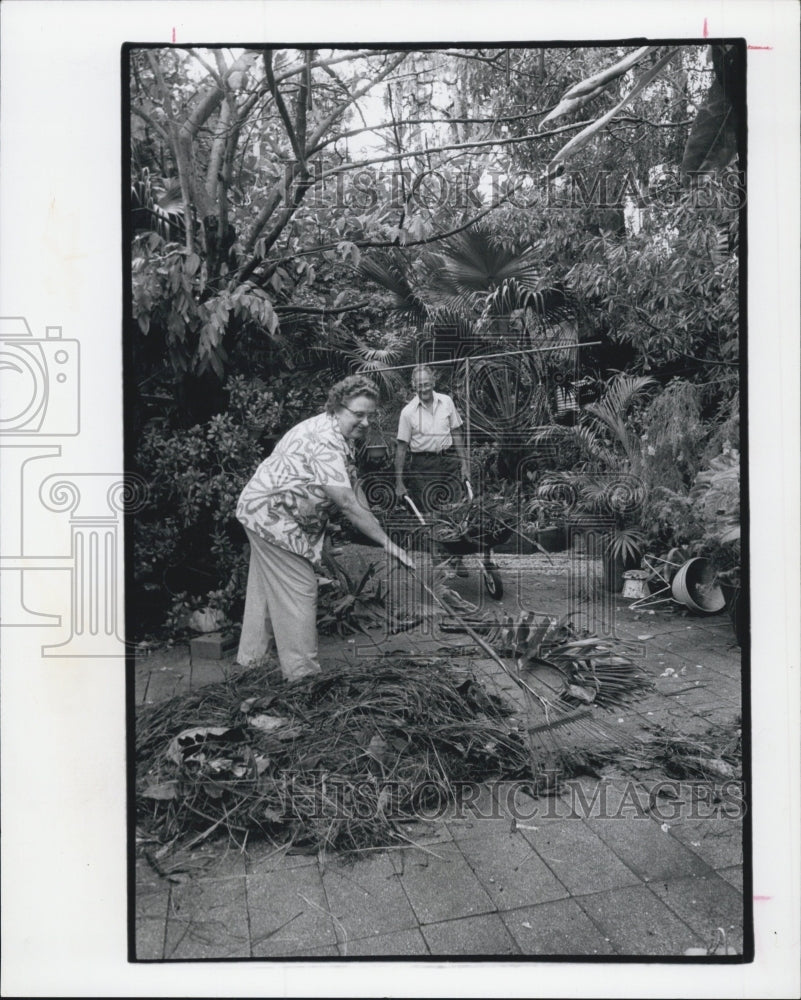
[134,551,746,959]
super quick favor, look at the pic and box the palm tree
[533,374,656,580]
[358,225,581,478]
[566,373,656,472]
[358,251,432,329]
[428,224,544,321]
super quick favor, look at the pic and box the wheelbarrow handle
[464,479,474,502]
[402,493,426,524]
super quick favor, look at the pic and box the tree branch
[308,52,409,150]
[146,51,195,251]
[673,349,739,367]
[263,198,510,273]
[263,50,304,163]
[243,53,408,260]
[131,106,169,143]
[275,301,369,314]
[306,115,625,174]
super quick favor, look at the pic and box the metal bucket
[671,557,726,613]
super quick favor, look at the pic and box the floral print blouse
[237,411,356,563]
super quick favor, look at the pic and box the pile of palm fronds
[315,558,393,636]
[137,658,537,856]
[614,718,742,782]
[441,612,653,711]
[315,549,478,637]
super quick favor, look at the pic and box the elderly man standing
[395,367,470,578]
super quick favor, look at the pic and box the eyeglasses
[341,405,376,423]
[412,383,434,390]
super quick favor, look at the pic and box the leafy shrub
[132,373,327,635]
[640,379,708,491]
[641,443,740,581]
[643,486,706,551]
[692,445,741,580]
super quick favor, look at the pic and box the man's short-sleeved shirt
[396,391,463,453]
[237,411,355,563]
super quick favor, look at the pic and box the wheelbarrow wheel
[483,567,503,600]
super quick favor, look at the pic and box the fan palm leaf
[358,253,431,327]
[431,225,541,296]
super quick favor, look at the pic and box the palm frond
[358,253,431,327]
[433,225,541,295]
[584,375,655,465]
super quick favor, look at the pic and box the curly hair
[325,374,380,414]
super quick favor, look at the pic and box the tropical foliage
[128,43,743,628]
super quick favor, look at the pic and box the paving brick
[189,655,234,689]
[629,711,712,736]
[165,874,250,958]
[421,912,520,955]
[681,642,741,665]
[670,689,740,714]
[717,865,744,891]
[501,898,616,956]
[445,781,514,835]
[562,777,653,821]
[140,664,193,704]
[519,818,640,895]
[456,825,567,910]
[447,814,513,841]
[393,818,453,847]
[342,927,429,956]
[574,884,701,956]
[245,842,319,875]
[390,840,495,924]
[190,631,238,660]
[669,817,744,870]
[284,944,341,957]
[187,844,249,879]
[588,809,715,882]
[698,704,745,728]
[651,873,745,952]
[248,863,336,957]
[136,645,193,703]
[321,852,419,943]
[134,864,169,960]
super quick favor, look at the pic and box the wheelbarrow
[401,481,510,600]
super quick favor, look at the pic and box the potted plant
[522,486,568,553]
[603,524,648,592]
[531,374,656,591]
[572,476,648,591]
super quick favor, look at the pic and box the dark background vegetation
[126,43,743,635]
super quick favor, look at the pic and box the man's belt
[410,446,455,457]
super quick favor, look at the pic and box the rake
[403,565,642,779]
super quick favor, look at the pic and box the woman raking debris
[236,375,414,681]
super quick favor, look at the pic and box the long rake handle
[402,494,427,525]
[403,564,550,712]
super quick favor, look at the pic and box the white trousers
[237,529,321,681]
